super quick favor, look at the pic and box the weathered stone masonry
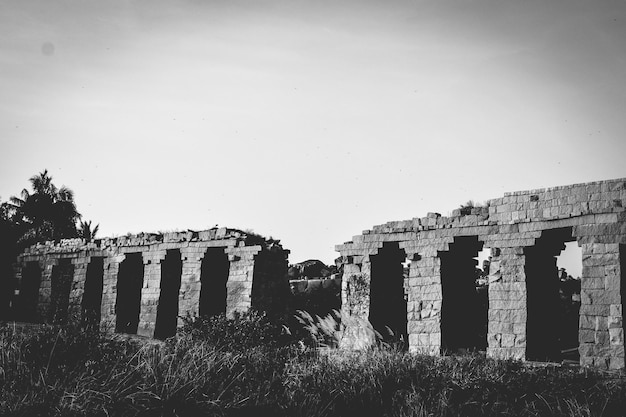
[336,178,626,370]
[13,228,289,338]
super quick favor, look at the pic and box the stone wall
[336,178,626,370]
[12,228,289,338]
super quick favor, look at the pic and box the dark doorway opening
[369,242,407,347]
[619,245,626,364]
[19,261,42,322]
[154,250,183,339]
[0,256,15,320]
[525,227,580,362]
[115,253,144,334]
[439,236,487,353]
[50,258,74,324]
[199,248,229,318]
[82,257,104,327]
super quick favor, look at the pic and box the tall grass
[1,316,625,417]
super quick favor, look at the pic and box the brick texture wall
[13,228,289,339]
[336,178,626,370]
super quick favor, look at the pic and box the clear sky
[1,0,625,272]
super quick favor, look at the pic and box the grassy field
[1,314,625,417]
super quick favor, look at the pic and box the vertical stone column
[407,254,442,355]
[101,254,123,331]
[179,245,203,322]
[339,255,381,350]
[138,250,165,337]
[341,258,370,320]
[68,255,89,320]
[579,242,624,369]
[486,247,526,360]
[38,257,58,323]
[225,246,260,317]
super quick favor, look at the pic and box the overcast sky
[1,0,625,272]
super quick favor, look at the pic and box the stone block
[593,357,610,369]
[580,330,595,343]
[501,333,515,348]
[595,330,609,345]
[580,356,594,367]
[609,328,623,346]
[609,304,623,317]
[579,315,596,330]
[609,357,625,370]
[580,304,609,316]
[581,289,620,305]
[490,321,513,334]
[604,275,621,290]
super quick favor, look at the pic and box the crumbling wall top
[337,178,626,251]
[19,227,287,257]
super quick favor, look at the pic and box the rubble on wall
[336,178,626,370]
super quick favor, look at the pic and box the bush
[0,323,142,416]
[180,311,296,351]
[1,320,626,416]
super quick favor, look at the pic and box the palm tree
[78,220,99,241]
[7,169,81,245]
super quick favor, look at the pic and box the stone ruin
[6,177,626,370]
[336,178,626,370]
[11,227,289,338]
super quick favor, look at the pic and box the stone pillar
[138,250,165,337]
[339,257,376,350]
[407,254,442,355]
[68,255,89,320]
[341,258,370,320]
[179,245,203,321]
[579,243,624,370]
[101,254,123,331]
[486,247,526,361]
[225,246,261,317]
[38,257,58,323]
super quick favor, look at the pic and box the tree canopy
[2,169,85,247]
